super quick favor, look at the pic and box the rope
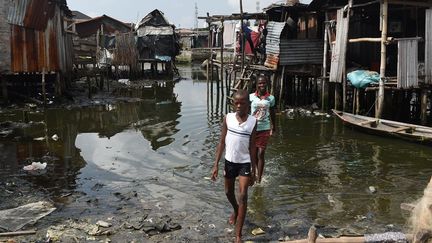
[366,98,377,116]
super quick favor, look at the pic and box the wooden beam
[388,0,432,7]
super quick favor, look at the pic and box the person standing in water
[211,89,257,243]
[250,75,276,183]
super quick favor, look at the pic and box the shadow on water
[0,64,432,241]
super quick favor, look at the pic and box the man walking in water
[250,75,276,183]
[211,90,257,243]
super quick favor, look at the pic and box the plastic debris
[369,186,377,193]
[51,134,59,141]
[251,227,265,236]
[23,162,47,171]
[0,201,56,231]
[96,220,112,228]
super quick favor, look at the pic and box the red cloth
[256,130,271,148]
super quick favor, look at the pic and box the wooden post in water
[421,89,428,125]
[279,66,286,111]
[342,0,352,111]
[55,72,61,96]
[356,89,360,114]
[321,16,328,111]
[377,0,388,118]
[42,69,47,105]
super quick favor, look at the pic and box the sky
[68,0,312,29]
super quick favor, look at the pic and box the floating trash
[23,162,47,171]
[251,227,265,236]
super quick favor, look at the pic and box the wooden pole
[279,66,286,111]
[356,88,360,114]
[42,68,47,105]
[377,0,388,118]
[220,18,225,98]
[307,226,317,243]
[240,0,245,72]
[342,0,353,111]
[322,13,329,111]
[0,230,37,237]
[420,88,428,125]
[352,88,357,113]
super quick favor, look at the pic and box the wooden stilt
[1,74,7,102]
[421,88,428,125]
[377,0,388,118]
[279,66,286,111]
[42,69,47,105]
[356,88,360,114]
[335,83,341,110]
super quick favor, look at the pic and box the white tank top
[225,113,256,164]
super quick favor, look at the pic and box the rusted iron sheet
[397,39,418,89]
[8,0,55,31]
[279,39,323,66]
[265,21,286,69]
[10,6,72,73]
[329,8,349,83]
[426,9,432,84]
[265,54,279,70]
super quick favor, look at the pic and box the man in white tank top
[211,90,257,243]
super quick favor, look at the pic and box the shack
[309,0,432,123]
[0,0,74,102]
[73,14,132,68]
[136,9,180,76]
[262,0,324,109]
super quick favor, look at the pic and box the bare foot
[235,235,242,243]
[229,212,237,225]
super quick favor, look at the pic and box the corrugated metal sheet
[10,3,73,73]
[7,0,55,31]
[329,9,349,83]
[137,26,174,36]
[265,21,286,69]
[0,0,12,72]
[279,39,323,65]
[426,9,432,84]
[397,39,419,89]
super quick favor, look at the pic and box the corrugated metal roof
[279,39,323,65]
[137,26,174,36]
[7,0,55,31]
[266,21,286,56]
[7,0,29,27]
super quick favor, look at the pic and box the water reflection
[0,82,180,194]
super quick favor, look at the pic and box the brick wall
[0,0,11,73]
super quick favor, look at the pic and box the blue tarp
[347,70,381,89]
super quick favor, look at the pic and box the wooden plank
[329,9,349,83]
[359,119,378,126]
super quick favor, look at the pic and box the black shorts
[224,160,251,178]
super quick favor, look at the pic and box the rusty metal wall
[397,39,419,89]
[7,0,55,31]
[0,0,12,73]
[265,21,286,70]
[426,9,432,84]
[9,1,73,73]
[279,39,323,66]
